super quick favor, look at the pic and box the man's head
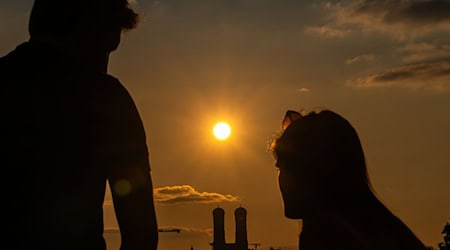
[29,0,139,53]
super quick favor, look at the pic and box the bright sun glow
[213,122,231,140]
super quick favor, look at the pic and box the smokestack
[234,207,248,250]
[212,207,225,248]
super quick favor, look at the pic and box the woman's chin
[284,208,302,219]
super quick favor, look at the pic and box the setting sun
[213,122,231,140]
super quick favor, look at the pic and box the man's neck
[29,35,110,73]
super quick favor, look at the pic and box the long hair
[272,110,427,249]
[272,110,372,196]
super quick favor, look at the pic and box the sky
[1,0,449,249]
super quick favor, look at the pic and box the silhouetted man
[1,1,158,249]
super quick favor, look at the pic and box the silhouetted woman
[271,110,427,250]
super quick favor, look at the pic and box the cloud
[297,87,311,93]
[309,0,450,40]
[349,60,450,92]
[154,185,239,205]
[305,25,350,38]
[398,43,450,63]
[102,185,239,206]
[346,54,376,64]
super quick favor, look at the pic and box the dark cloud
[154,185,239,205]
[307,0,450,40]
[383,0,450,25]
[349,60,450,92]
[304,1,450,93]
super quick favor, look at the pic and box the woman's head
[272,110,370,218]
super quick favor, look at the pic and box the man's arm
[107,78,158,250]
[109,166,158,250]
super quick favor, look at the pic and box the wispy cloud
[304,25,350,38]
[398,43,450,63]
[308,0,450,40]
[305,1,450,93]
[297,87,311,93]
[349,60,450,92]
[154,185,239,205]
[346,54,376,65]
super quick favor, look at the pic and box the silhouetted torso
[298,207,427,250]
[1,41,150,250]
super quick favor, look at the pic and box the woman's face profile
[277,157,312,220]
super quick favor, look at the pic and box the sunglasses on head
[282,110,302,130]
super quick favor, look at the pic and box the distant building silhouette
[213,207,226,248]
[211,207,249,250]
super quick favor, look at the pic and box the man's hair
[29,0,139,37]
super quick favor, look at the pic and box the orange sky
[1,1,450,250]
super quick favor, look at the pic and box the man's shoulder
[100,74,134,101]
[0,44,30,85]
[0,45,22,69]
[102,74,122,88]
[0,42,55,76]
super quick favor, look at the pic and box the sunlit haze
[1,1,449,250]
